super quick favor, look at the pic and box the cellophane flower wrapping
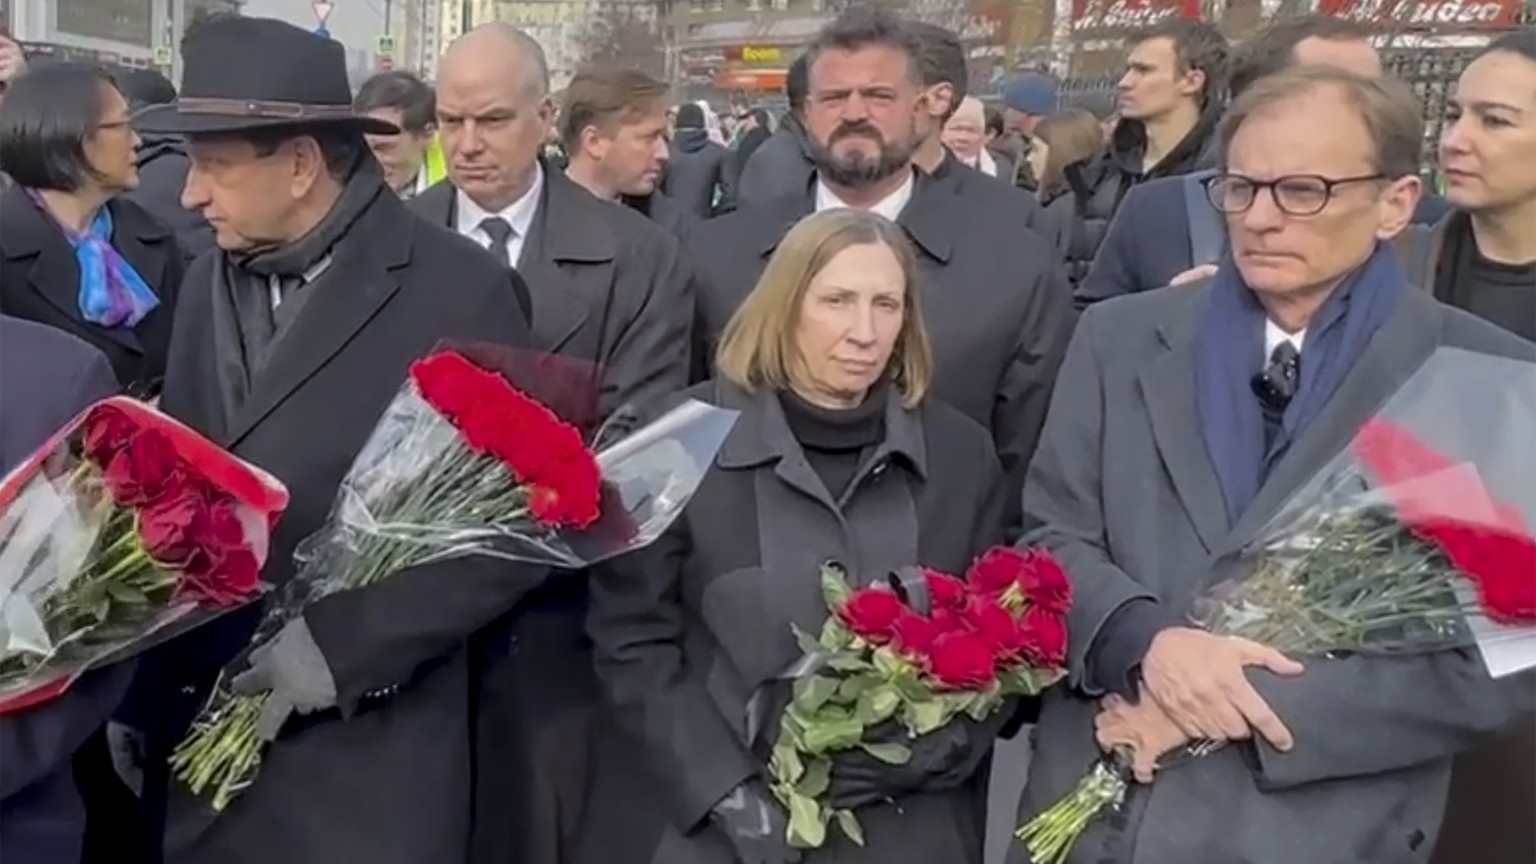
[1017,347,1536,864]
[172,348,738,811]
[0,398,290,715]
[769,549,1070,849]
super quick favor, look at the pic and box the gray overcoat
[581,379,1009,864]
[1010,281,1536,864]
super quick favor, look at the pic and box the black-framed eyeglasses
[1202,172,1385,217]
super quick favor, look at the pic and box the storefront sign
[1319,0,1520,28]
[724,44,784,64]
[1069,0,1202,32]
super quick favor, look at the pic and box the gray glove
[106,720,146,797]
[230,618,338,741]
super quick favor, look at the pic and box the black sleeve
[587,524,759,832]
[304,556,553,711]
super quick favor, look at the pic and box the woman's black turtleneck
[779,384,888,501]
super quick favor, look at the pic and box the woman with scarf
[0,62,183,395]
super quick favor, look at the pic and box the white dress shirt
[454,162,544,267]
[813,171,916,222]
[1264,318,1306,358]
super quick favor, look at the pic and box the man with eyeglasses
[1007,66,1536,864]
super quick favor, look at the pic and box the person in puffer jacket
[1066,17,1228,284]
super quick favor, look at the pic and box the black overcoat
[0,185,183,390]
[687,168,1075,532]
[120,189,546,864]
[578,379,1009,864]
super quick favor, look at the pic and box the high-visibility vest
[424,135,448,186]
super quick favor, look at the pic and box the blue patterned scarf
[1196,242,1405,524]
[29,190,159,328]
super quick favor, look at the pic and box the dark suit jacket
[0,316,130,864]
[688,168,1075,532]
[1012,279,1536,864]
[0,186,184,391]
[410,167,693,418]
[123,189,547,864]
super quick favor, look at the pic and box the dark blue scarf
[1196,242,1405,525]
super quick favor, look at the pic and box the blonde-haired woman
[581,208,1010,864]
[1025,108,1106,282]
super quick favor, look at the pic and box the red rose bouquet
[768,548,1071,848]
[1017,347,1536,864]
[0,398,289,714]
[171,348,736,811]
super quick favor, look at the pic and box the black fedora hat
[135,16,398,136]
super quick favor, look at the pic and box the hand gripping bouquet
[1017,347,1536,864]
[764,548,1071,848]
[171,347,737,811]
[0,398,289,714]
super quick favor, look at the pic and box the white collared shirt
[454,162,544,267]
[813,171,915,222]
[1264,318,1306,358]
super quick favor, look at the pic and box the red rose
[964,598,1030,665]
[1422,521,1536,625]
[1017,549,1073,614]
[101,430,184,507]
[927,630,997,690]
[967,547,1031,596]
[838,589,906,644]
[892,611,941,657]
[81,407,137,468]
[138,485,206,566]
[180,547,262,606]
[1017,606,1068,667]
[925,570,969,611]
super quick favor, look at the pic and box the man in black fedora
[114,15,549,864]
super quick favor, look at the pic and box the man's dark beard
[810,119,915,189]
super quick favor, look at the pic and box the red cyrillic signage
[1319,0,1521,28]
[1069,0,1202,33]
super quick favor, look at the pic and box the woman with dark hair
[0,62,183,393]
[581,208,1012,864]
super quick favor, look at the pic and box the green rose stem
[0,507,179,687]
[170,434,539,812]
[1015,500,1485,863]
[1014,753,1129,864]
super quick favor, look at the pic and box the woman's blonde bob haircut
[715,208,934,408]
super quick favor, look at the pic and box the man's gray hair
[1220,66,1423,180]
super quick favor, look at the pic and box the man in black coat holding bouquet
[114,16,548,864]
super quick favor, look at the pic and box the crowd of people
[0,7,1532,864]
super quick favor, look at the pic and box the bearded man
[686,9,1074,528]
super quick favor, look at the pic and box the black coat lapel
[410,181,456,227]
[1140,297,1229,552]
[516,170,611,354]
[1221,289,1443,553]
[225,197,410,443]
[1,186,144,354]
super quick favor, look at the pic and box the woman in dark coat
[582,208,1010,864]
[0,62,182,393]
[1027,109,1106,286]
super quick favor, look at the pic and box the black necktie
[1253,340,1301,413]
[479,217,515,269]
